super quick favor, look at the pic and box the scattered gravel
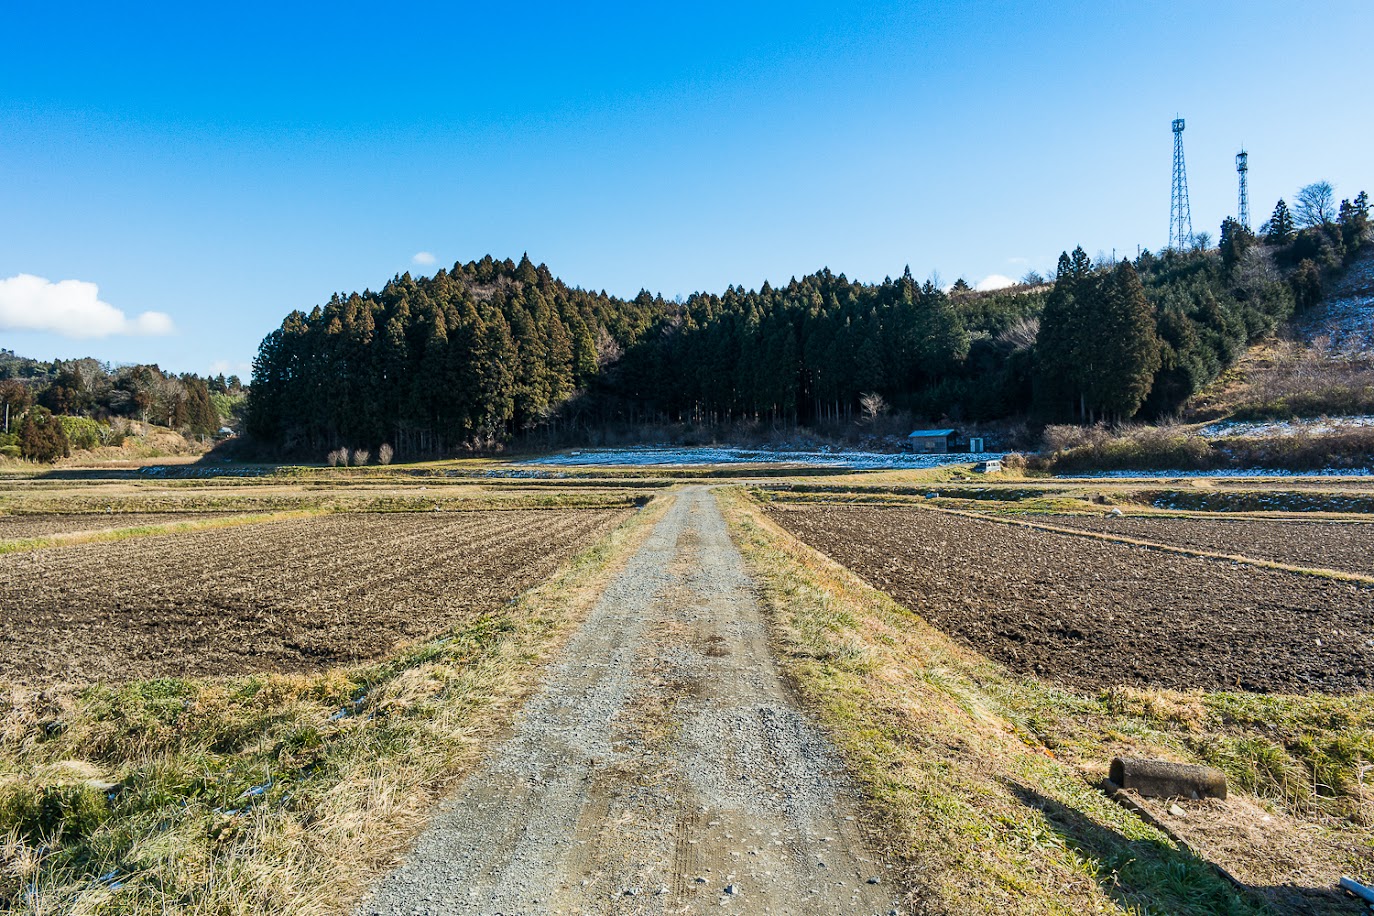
[357,487,901,915]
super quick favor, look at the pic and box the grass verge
[719,488,1374,915]
[0,494,669,914]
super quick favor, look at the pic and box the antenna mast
[1169,118,1193,250]
[1235,149,1250,231]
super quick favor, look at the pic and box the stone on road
[357,486,898,915]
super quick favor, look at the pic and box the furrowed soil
[0,511,228,539]
[767,505,1374,693]
[0,509,626,685]
[1033,512,1374,576]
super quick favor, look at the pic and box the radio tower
[1169,117,1193,250]
[1235,149,1250,230]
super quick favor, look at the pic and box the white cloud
[209,360,252,377]
[412,251,436,266]
[0,274,174,338]
[975,274,1016,292]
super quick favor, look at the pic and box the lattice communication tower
[1236,149,1250,231]
[1169,117,1193,250]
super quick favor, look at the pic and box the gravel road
[357,487,899,915]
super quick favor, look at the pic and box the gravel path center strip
[358,487,898,915]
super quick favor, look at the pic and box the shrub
[18,408,70,462]
[58,415,107,451]
[1000,451,1028,471]
[0,782,110,844]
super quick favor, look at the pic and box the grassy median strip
[720,488,1311,915]
[0,494,669,915]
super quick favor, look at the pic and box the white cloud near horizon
[975,274,1016,292]
[0,274,174,338]
[209,359,252,378]
[412,251,436,266]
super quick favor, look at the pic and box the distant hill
[1185,243,1374,422]
[0,349,56,381]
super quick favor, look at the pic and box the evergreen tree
[1218,218,1254,273]
[18,407,69,462]
[1033,250,1088,418]
[1263,199,1295,243]
[1092,260,1161,421]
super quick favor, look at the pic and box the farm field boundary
[911,502,1374,586]
[0,509,326,556]
[720,489,1373,914]
[1027,512,1374,578]
[0,495,668,914]
[754,483,1374,584]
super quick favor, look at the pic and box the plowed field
[0,510,627,685]
[1035,514,1374,577]
[768,505,1374,693]
[0,512,226,540]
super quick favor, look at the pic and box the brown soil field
[1038,513,1374,577]
[0,512,228,540]
[767,505,1374,693]
[0,509,627,685]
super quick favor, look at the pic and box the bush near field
[1034,423,1374,473]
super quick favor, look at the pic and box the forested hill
[244,255,1044,455]
[247,193,1369,457]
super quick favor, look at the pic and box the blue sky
[2,1,1370,377]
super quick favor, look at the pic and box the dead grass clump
[1037,423,1219,473]
[1101,686,1209,731]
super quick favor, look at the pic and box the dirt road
[358,487,899,915]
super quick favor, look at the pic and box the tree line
[0,354,236,461]
[245,185,1368,458]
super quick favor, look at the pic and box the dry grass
[0,486,649,517]
[0,495,668,914]
[1188,336,1374,421]
[720,488,1374,914]
[0,510,327,556]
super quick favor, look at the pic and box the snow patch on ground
[1302,246,1374,354]
[1064,467,1373,479]
[520,446,1005,470]
[1198,416,1374,438]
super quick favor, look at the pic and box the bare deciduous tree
[594,326,623,368]
[859,392,888,424]
[995,316,1040,351]
[327,447,348,467]
[378,443,394,465]
[352,448,370,466]
[1294,181,1336,228]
